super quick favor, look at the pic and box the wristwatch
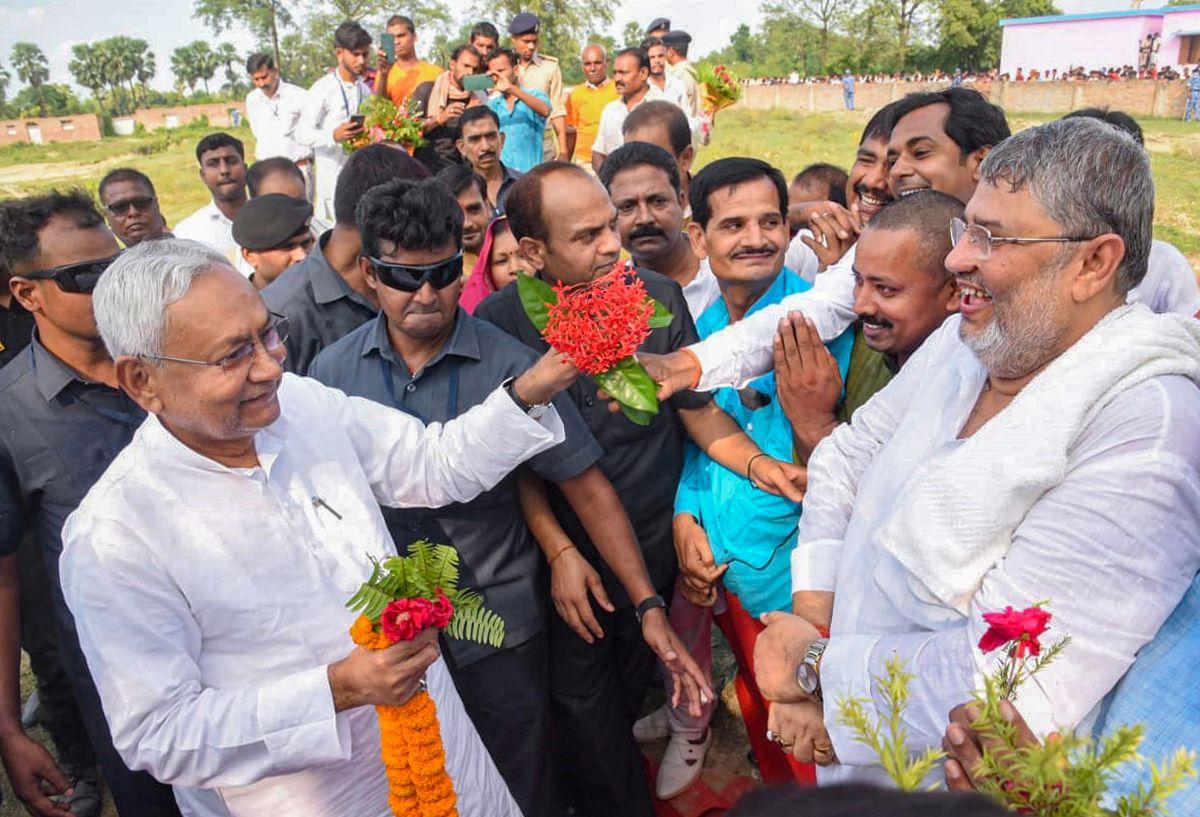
[502,377,550,420]
[796,637,829,702]
[635,594,668,623]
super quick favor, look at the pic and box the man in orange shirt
[375,14,442,110]
[566,44,617,172]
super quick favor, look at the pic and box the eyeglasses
[368,251,463,292]
[144,313,289,374]
[106,196,156,216]
[949,218,1097,260]
[20,254,122,294]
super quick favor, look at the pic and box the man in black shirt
[0,260,35,367]
[263,143,429,375]
[0,191,180,816]
[476,163,805,817]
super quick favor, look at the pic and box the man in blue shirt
[1185,71,1200,122]
[842,69,855,110]
[486,47,551,172]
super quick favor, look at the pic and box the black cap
[661,30,692,47]
[646,17,671,35]
[508,12,539,35]
[232,194,312,251]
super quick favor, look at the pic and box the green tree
[622,20,644,48]
[277,32,332,88]
[0,61,10,108]
[305,0,452,43]
[69,43,110,112]
[766,0,853,70]
[12,83,83,117]
[729,23,756,64]
[10,42,50,117]
[136,47,157,104]
[215,42,242,91]
[471,0,614,71]
[932,0,1057,69]
[194,0,293,69]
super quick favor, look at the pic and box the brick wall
[0,114,103,146]
[738,79,1190,117]
[131,102,247,131]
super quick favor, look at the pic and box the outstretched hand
[640,607,714,718]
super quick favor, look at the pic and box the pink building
[1000,4,1200,76]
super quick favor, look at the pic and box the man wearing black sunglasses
[0,191,182,817]
[98,168,171,248]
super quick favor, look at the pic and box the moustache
[860,315,894,329]
[731,245,777,259]
[629,225,666,241]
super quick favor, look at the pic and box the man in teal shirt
[486,47,551,172]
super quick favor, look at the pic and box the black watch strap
[502,377,534,413]
[634,594,667,623]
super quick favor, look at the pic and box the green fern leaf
[446,606,506,648]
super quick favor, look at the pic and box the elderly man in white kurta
[59,239,580,816]
[751,119,1200,784]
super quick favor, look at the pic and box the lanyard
[337,77,364,119]
[29,345,145,427]
[379,356,460,425]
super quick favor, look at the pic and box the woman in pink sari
[459,215,525,313]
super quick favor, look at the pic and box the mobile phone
[381,32,395,62]
[462,74,494,93]
[350,114,365,127]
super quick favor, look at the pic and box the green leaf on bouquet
[647,297,674,329]
[618,404,656,426]
[594,357,660,421]
[517,273,557,332]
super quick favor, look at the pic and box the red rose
[380,598,435,643]
[430,588,454,629]
[978,605,1052,656]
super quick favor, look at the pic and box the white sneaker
[655,728,712,800]
[632,705,671,743]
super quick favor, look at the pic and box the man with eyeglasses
[264,143,430,376]
[98,167,171,248]
[752,118,1200,786]
[0,191,182,817]
[308,177,708,817]
[56,235,581,816]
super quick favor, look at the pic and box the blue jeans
[844,90,855,110]
[1185,93,1199,121]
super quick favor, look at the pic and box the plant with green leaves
[346,540,505,648]
[517,261,673,426]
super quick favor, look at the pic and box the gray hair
[978,117,1153,295]
[93,238,231,359]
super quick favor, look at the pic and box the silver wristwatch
[502,377,550,420]
[796,638,829,702]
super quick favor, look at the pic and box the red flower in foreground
[380,598,435,643]
[978,605,1052,657]
[430,588,454,629]
[543,261,653,375]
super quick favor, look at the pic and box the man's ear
[1071,234,1125,303]
[686,220,708,261]
[359,255,381,294]
[679,146,695,175]
[455,138,466,157]
[116,356,165,415]
[967,145,992,183]
[518,236,548,272]
[943,276,960,314]
[8,277,43,315]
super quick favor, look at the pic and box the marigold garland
[351,612,457,817]
[542,262,654,375]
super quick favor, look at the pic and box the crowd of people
[0,9,1198,817]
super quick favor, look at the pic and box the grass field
[1,106,1198,815]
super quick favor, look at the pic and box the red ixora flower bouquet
[517,260,673,425]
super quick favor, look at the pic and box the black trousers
[39,546,181,817]
[443,632,559,817]
[547,599,662,817]
[17,532,94,771]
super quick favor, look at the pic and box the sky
[0,0,1142,94]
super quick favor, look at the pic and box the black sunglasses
[21,253,122,294]
[369,251,463,292]
[106,196,156,216]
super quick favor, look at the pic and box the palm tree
[170,44,199,94]
[69,42,109,112]
[215,43,240,93]
[192,42,219,95]
[0,62,11,108]
[136,47,156,106]
[10,42,50,117]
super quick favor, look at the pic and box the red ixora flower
[379,598,436,643]
[978,605,1052,657]
[542,261,653,375]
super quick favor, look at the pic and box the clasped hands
[755,610,838,766]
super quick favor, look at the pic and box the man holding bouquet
[59,237,583,815]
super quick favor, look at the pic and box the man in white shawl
[58,238,582,816]
[751,118,1200,786]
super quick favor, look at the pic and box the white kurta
[300,71,370,225]
[1127,239,1200,316]
[246,81,311,163]
[61,374,564,816]
[792,315,1200,786]
[173,202,255,278]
